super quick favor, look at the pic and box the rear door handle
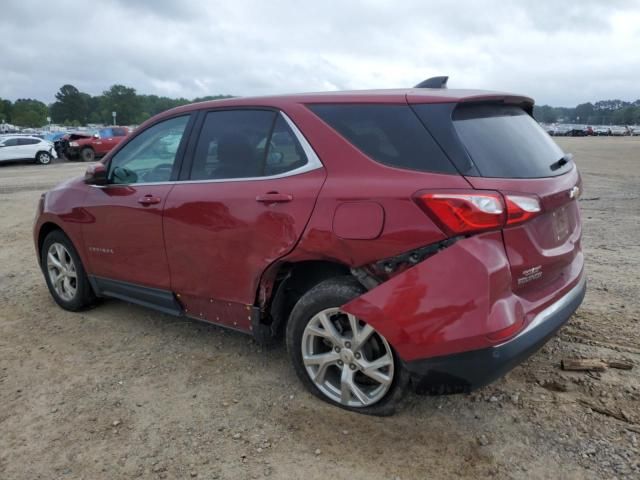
[138,195,162,206]
[256,192,293,203]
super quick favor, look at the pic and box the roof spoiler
[414,76,448,89]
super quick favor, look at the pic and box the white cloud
[0,0,638,105]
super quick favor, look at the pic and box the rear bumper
[406,274,586,393]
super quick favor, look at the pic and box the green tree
[574,102,595,123]
[533,105,557,123]
[0,98,12,123]
[101,84,142,125]
[50,84,89,124]
[11,99,48,127]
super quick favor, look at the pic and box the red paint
[34,86,583,366]
[342,232,584,361]
[332,202,384,240]
[162,170,325,328]
[81,183,175,289]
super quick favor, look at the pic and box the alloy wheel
[301,307,394,407]
[46,243,77,301]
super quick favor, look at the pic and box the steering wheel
[143,163,173,182]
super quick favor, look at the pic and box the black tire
[80,147,95,162]
[286,276,409,416]
[35,151,52,165]
[41,229,96,311]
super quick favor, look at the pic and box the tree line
[2,84,640,128]
[533,99,640,125]
[0,84,232,128]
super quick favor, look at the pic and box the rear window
[309,104,456,174]
[451,104,569,178]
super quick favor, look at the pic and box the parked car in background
[609,126,628,136]
[631,126,640,136]
[0,135,56,165]
[553,124,572,136]
[567,125,587,136]
[64,126,130,161]
[593,126,611,136]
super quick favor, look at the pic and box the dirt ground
[0,137,638,480]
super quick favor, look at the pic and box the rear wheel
[80,147,95,162]
[41,230,96,311]
[35,151,52,165]
[286,277,408,415]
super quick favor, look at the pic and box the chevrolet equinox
[34,78,585,415]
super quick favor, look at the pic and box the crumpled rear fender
[342,231,521,361]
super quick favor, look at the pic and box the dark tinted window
[263,116,307,176]
[190,110,276,180]
[451,104,568,178]
[2,138,19,146]
[108,115,189,184]
[309,104,456,174]
[112,127,128,137]
[18,138,40,145]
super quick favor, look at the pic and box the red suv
[34,79,585,415]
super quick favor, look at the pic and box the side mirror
[93,133,100,139]
[84,163,108,185]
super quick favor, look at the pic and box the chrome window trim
[93,111,324,188]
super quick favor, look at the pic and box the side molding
[89,276,183,316]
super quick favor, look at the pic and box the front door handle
[138,195,162,206]
[256,192,293,203]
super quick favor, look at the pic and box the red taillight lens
[505,195,541,226]
[415,192,505,236]
[415,191,541,235]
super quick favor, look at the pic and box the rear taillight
[415,191,541,236]
[504,195,541,226]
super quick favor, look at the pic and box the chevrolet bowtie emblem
[569,186,580,199]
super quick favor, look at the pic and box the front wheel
[35,151,52,165]
[80,147,95,162]
[41,230,96,311]
[286,277,408,415]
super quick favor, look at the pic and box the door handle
[256,192,293,203]
[138,195,162,206]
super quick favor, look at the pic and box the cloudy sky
[1,0,639,106]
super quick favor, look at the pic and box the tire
[41,229,96,311]
[286,276,409,416]
[35,151,52,165]
[80,147,96,162]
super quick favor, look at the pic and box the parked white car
[0,136,57,165]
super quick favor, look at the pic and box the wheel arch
[37,221,66,266]
[254,259,354,342]
[35,150,52,161]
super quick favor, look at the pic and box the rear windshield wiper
[550,153,573,171]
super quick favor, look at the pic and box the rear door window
[450,104,569,178]
[189,110,308,181]
[263,116,308,176]
[308,104,456,174]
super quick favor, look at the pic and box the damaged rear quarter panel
[342,231,521,361]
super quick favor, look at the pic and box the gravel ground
[0,137,638,479]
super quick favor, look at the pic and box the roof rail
[414,76,448,89]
